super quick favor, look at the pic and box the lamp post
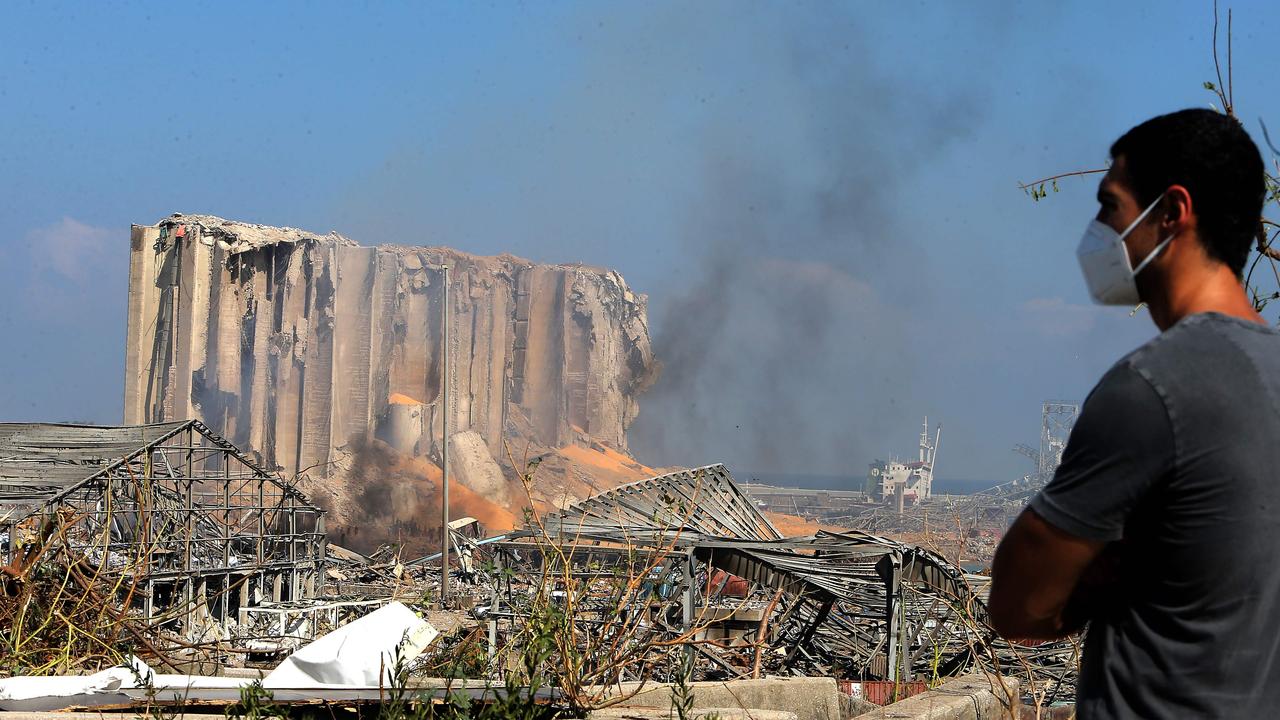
[439,263,451,606]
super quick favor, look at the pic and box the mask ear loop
[1124,194,1175,316]
[1132,232,1176,275]
[1119,192,1166,241]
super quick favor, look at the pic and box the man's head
[1100,108,1265,278]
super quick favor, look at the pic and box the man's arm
[988,361,1173,641]
[988,507,1105,640]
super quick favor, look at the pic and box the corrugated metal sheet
[839,680,930,705]
[0,421,189,509]
[538,463,782,542]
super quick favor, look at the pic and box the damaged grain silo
[122,214,659,550]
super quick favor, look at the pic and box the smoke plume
[626,5,982,476]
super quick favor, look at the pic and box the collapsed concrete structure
[123,214,658,544]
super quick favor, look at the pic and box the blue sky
[1,1,1276,483]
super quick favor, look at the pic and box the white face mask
[1076,193,1175,306]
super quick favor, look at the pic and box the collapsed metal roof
[0,419,328,658]
[0,422,190,514]
[0,419,313,526]
[537,463,782,543]
[493,462,1073,690]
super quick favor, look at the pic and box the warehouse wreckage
[0,420,328,653]
[0,423,1074,703]
[453,464,1077,700]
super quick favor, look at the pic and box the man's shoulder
[1121,313,1213,364]
[1103,313,1280,425]
[1089,315,1218,407]
[1095,332,1167,395]
[1115,312,1277,376]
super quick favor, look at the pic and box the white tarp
[0,662,141,713]
[0,602,437,711]
[263,601,439,688]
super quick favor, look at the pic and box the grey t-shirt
[1030,312,1280,719]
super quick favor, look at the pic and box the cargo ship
[867,418,941,506]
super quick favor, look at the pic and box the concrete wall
[853,675,1021,720]
[603,677,845,720]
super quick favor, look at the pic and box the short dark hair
[1110,108,1265,276]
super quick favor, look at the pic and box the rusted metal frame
[155,446,181,479]
[694,469,784,539]
[630,480,712,529]
[691,641,749,679]
[880,548,903,683]
[288,492,298,599]
[181,426,197,626]
[182,432,194,580]
[493,540,679,582]
[558,465,779,541]
[674,472,767,539]
[256,479,265,564]
[222,452,232,626]
[510,469,993,683]
[907,594,947,669]
[680,480,766,538]
[572,492,676,531]
[782,595,835,667]
[134,444,225,454]
[1,421,325,626]
[184,419,312,504]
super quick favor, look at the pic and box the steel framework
[0,420,324,634]
[1038,401,1079,481]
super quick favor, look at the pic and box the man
[989,108,1277,718]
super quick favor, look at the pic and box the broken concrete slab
[448,430,510,506]
[852,675,1020,720]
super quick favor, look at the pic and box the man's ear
[1163,185,1194,234]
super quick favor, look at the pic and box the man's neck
[1148,264,1265,331]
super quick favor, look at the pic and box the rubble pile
[2,450,1074,715]
[432,465,1079,708]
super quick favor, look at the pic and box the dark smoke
[324,438,518,555]
[628,6,982,477]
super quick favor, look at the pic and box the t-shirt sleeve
[1028,362,1174,543]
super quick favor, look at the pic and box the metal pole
[682,549,695,668]
[488,619,498,665]
[440,263,451,605]
[223,455,231,629]
[886,552,902,683]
